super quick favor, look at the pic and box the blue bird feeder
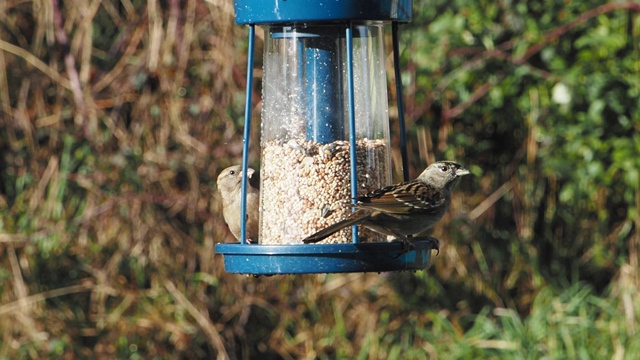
[215,0,439,275]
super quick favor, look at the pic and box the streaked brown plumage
[302,161,469,244]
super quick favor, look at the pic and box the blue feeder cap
[215,239,437,275]
[234,0,412,24]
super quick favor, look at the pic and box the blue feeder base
[215,238,438,275]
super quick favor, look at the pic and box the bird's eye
[229,170,236,175]
[439,165,449,172]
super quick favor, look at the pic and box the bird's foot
[389,237,415,257]
[401,238,416,254]
[410,236,440,255]
[391,236,440,256]
[426,236,440,256]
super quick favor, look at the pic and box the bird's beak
[244,168,255,179]
[456,168,470,176]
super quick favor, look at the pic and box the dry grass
[0,0,638,358]
[0,1,416,358]
[0,0,257,357]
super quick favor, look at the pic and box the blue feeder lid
[215,239,437,275]
[234,0,412,24]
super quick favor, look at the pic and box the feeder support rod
[345,24,360,244]
[240,24,256,245]
[392,22,410,182]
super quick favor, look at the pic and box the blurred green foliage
[0,0,638,359]
[402,0,639,301]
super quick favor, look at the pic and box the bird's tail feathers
[302,211,371,244]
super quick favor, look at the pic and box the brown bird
[302,161,469,245]
[217,165,260,243]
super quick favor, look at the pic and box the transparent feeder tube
[259,23,391,244]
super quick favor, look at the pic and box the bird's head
[216,165,256,195]
[417,161,470,191]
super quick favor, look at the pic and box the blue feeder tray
[215,238,438,275]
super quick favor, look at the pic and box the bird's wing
[355,181,446,214]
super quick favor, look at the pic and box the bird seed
[260,138,389,244]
